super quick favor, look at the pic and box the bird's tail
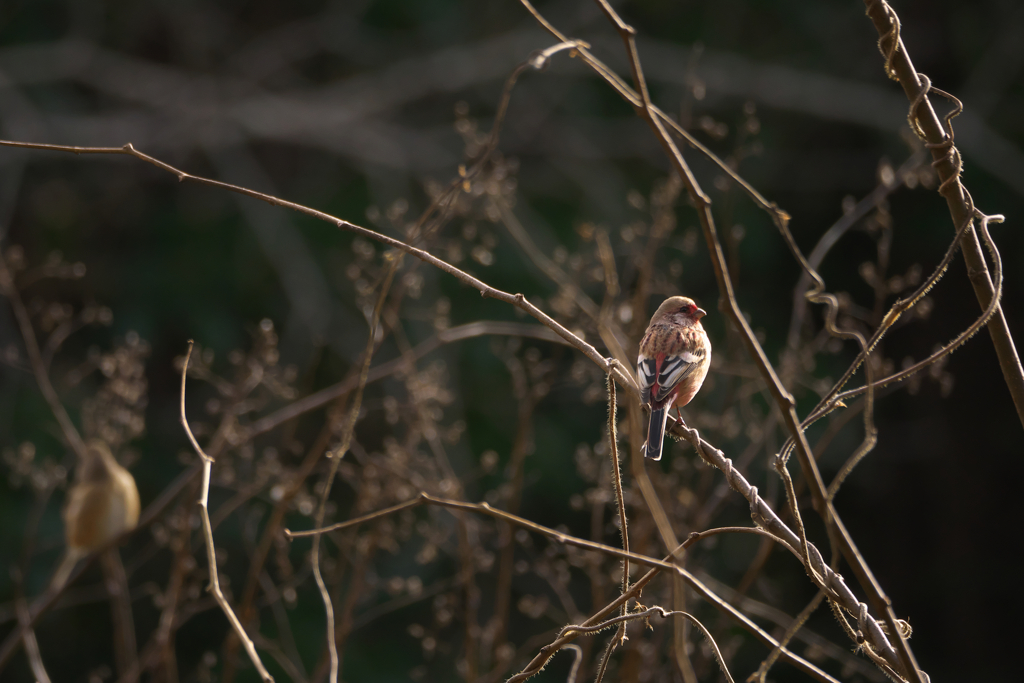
[643,405,670,461]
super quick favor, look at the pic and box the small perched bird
[637,296,711,461]
[51,440,140,589]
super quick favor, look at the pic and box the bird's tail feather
[644,406,670,461]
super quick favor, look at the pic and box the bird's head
[651,296,706,324]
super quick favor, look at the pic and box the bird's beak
[696,307,707,319]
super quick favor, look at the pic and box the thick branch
[864,0,1024,430]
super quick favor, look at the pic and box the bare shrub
[1,2,1021,683]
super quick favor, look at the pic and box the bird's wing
[637,354,657,404]
[652,350,704,404]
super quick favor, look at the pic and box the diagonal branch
[0,250,87,461]
[864,0,1024,430]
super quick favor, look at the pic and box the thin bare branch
[0,139,639,396]
[560,605,735,683]
[12,576,50,683]
[0,249,87,461]
[312,262,395,683]
[605,366,629,631]
[179,341,274,683]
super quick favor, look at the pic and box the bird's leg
[675,407,686,427]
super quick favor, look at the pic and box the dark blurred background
[0,1,1022,681]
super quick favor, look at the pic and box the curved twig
[560,606,735,683]
[180,342,274,683]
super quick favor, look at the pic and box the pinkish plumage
[637,296,711,461]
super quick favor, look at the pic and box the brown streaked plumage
[637,296,711,461]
